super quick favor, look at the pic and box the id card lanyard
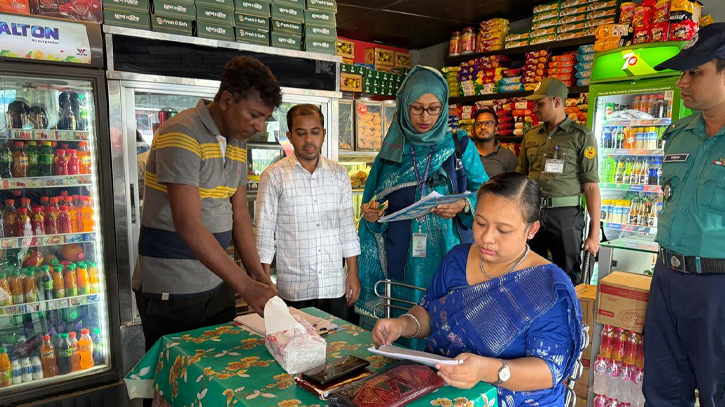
[410,146,434,257]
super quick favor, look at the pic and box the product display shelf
[0,175,93,190]
[600,148,664,156]
[600,183,662,193]
[1,129,91,141]
[446,36,596,65]
[600,235,659,254]
[0,232,96,250]
[603,222,657,235]
[0,293,102,318]
[450,86,589,104]
[600,118,671,127]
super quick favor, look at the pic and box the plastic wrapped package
[577,52,596,63]
[669,0,701,24]
[557,29,589,40]
[500,76,522,85]
[506,40,530,49]
[479,18,509,33]
[561,0,589,8]
[531,35,557,45]
[596,23,631,38]
[575,69,592,79]
[575,61,594,71]
[633,26,652,44]
[503,68,522,77]
[588,7,618,20]
[560,13,588,24]
[532,18,559,30]
[533,10,559,22]
[506,32,530,42]
[633,6,653,28]
[531,27,557,37]
[559,22,587,33]
[338,100,354,150]
[500,84,525,93]
[653,0,671,23]
[561,5,588,16]
[588,0,618,11]
[594,37,623,51]
[577,78,591,87]
[534,1,561,13]
[587,17,617,28]
[579,44,595,54]
[669,19,698,40]
[651,22,670,41]
[620,2,637,24]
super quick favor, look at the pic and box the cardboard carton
[235,14,270,30]
[596,272,652,333]
[103,8,150,29]
[236,27,270,45]
[102,0,150,12]
[234,0,271,17]
[197,22,235,41]
[153,0,195,19]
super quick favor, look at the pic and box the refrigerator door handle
[130,183,137,225]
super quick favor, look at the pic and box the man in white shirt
[255,104,361,320]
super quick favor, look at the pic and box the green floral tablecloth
[124,308,497,407]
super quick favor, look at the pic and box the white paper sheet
[234,307,338,336]
[378,191,472,223]
[367,345,463,367]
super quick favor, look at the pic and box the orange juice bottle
[0,272,11,306]
[64,264,78,297]
[40,335,57,378]
[78,329,94,369]
[68,332,80,372]
[78,142,91,174]
[76,263,89,295]
[64,197,77,232]
[87,261,99,294]
[80,196,94,232]
[0,347,11,387]
[8,270,24,305]
[52,266,65,298]
[23,269,38,303]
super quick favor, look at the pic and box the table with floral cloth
[124,308,497,407]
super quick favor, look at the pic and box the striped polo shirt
[138,99,248,296]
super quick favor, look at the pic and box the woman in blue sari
[356,66,488,339]
[372,172,583,407]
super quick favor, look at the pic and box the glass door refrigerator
[0,13,122,405]
[586,41,690,278]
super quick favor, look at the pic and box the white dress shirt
[255,153,361,301]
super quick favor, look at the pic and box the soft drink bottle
[0,272,11,306]
[56,333,71,375]
[30,355,43,380]
[624,331,640,365]
[593,355,609,395]
[58,205,74,234]
[78,142,90,174]
[12,141,28,178]
[0,347,11,387]
[31,206,45,236]
[11,357,21,385]
[68,332,80,372]
[88,261,99,294]
[91,327,104,365]
[20,197,31,213]
[78,328,93,369]
[54,149,68,176]
[631,367,645,407]
[52,266,65,299]
[17,208,31,237]
[635,336,644,368]
[77,263,89,295]
[594,394,609,407]
[615,159,625,184]
[39,265,53,301]
[67,149,80,175]
[45,205,58,234]
[40,334,57,378]
[64,264,78,297]
[608,360,622,399]
[601,325,614,358]
[4,199,18,237]
[27,141,39,177]
[612,327,627,361]
[39,141,54,176]
[64,197,77,232]
[606,398,620,407]
[20,357,32,382]
[8,270,24,305]
[0,141,13,178]
[23,269,38,303]
[80,196,95,232]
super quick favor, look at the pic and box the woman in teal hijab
[355,66,488,348]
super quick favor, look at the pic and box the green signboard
[591,41,685,84]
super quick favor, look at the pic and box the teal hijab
[378,66,449,163]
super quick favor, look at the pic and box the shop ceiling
[337,0,550,50]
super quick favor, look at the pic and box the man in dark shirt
[472,108,518,177]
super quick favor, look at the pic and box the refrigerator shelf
[0,365,108,393]
[600,183,662,193]
[0,232,95,250]
[600,118,672,127]
[0,175,92,190]
[600,236,659,253]
[604,222,657,234]
[600,148,664,156]
[2,129,91,141]
[0,293,102,318]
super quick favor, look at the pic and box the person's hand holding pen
[371,318,407,347]
[361,196,388,223]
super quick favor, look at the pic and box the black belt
[659,248,725,274]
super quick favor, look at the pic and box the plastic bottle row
[0,140,91,179]
[603,93,671,120]
[601,156,663,186]
[602,195,663,227]
[2,194,96,238]
[601,126,666,150]
[0,260,100,306]
[593,359,645,407]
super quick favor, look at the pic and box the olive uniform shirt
[516,118,599,197]
[656,112,725,258]
[477,140,519,177]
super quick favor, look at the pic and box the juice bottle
[21,197,31,213]
[64,264,78,297]
[78,142,90,174]
[80,196,94,232]
[4,199,18,237]
[40,196,49,207]
[0,347,11,387]
[91,327,104,366]
[27,141,39,177]
[39,141,54,176]
[11,358,21,385]
[52,265,65,299]
[0,272,11,306]
[8,270,24,305]
[17,208,31,237]
[76,263,89,295]
[67,149,80,175]
[623,127,635,149]
[0,141,12,178]
[40,334,58,378]
[64,197,78,232]
[31,207,45,236]
[44,205,58,235]
[612,327,627,362]
[54,149,68,176]
[50,196,60,211]
[56,333,72,375]
[78,328,93,369]
[58,205,73,234]
[12,141,28,178]
[88,261,99,294]
[23,269,38,303]
[38,265,53,301]
[68,332,80,372]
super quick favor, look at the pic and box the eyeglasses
[409,105,442,116]
[474,121,496,128]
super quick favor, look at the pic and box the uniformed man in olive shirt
[473,108,518,177]
[517,78,601,283]
[644,24,725,407]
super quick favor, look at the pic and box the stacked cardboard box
[304,0,337,54]
[530,1,560,45]
[103,0,152,30]
[360,67,403,96]
[235,0,271,45]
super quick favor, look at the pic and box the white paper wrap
[264,297,327,374]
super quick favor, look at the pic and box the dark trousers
[138,283,237,352]
[284,295,350,322]
[643,259,725,407]
[529,206,585,284]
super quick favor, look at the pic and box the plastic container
[355,99,384,151]
[0,347,11,387]
[40,334,58,378]
[68,332,80,372]
[78,329,94,370]
[382,100,397,137]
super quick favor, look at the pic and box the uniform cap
[525,78,569,101]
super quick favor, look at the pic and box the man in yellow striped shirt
[136,56,280,351]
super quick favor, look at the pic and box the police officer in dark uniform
[644,23,725,407]
[517,78,601,283]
